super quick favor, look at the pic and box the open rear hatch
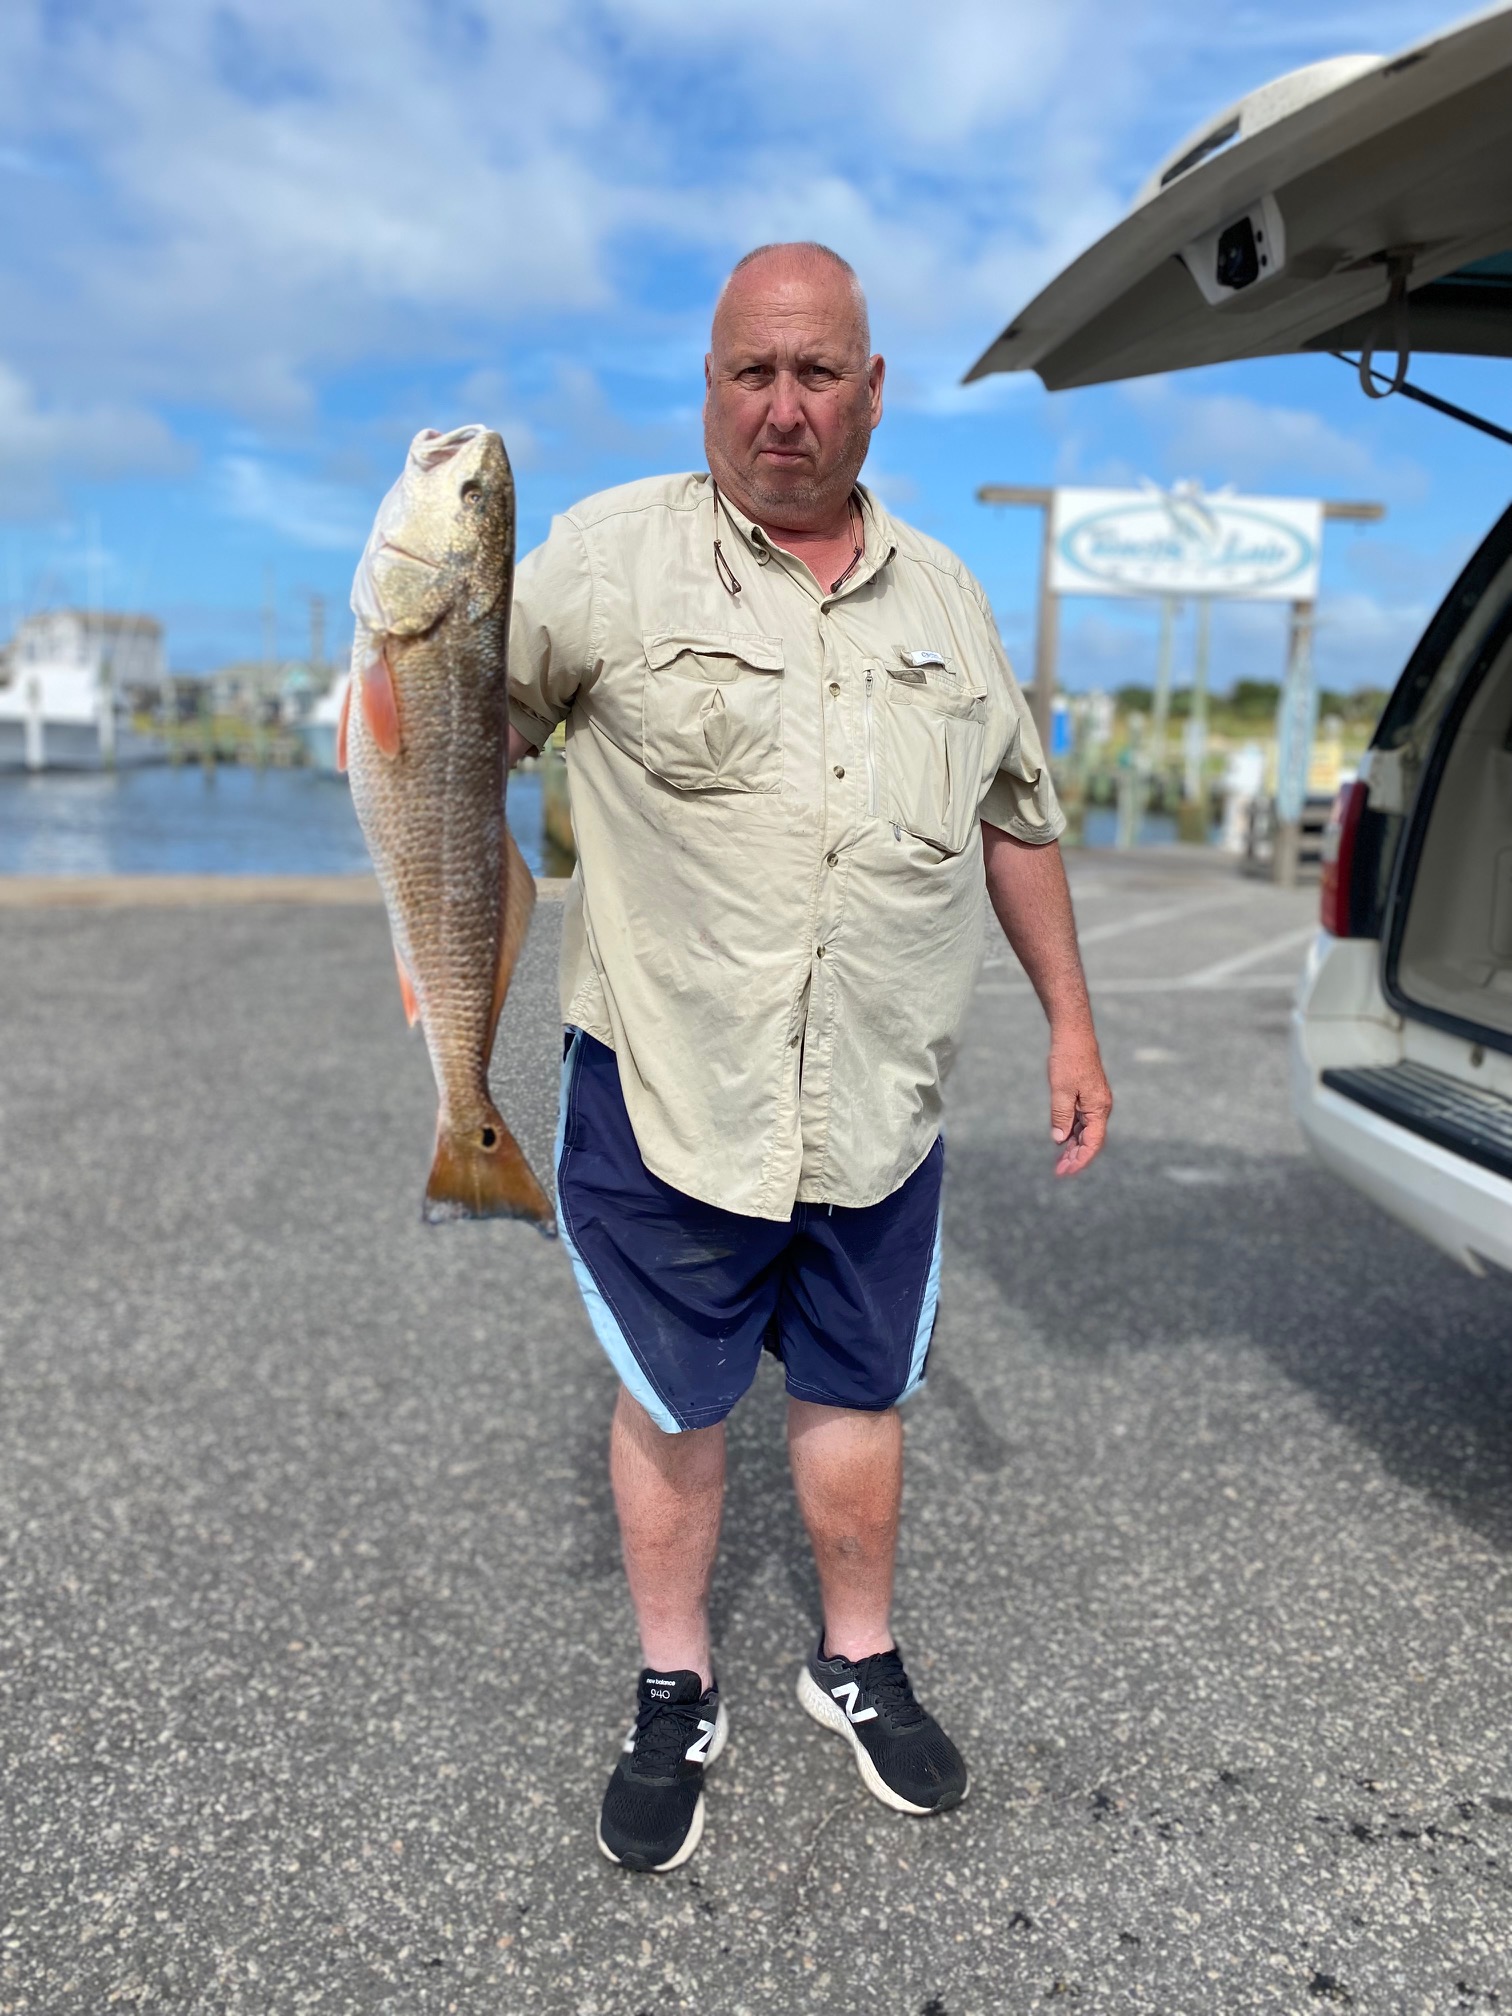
[965,4,1512,394]
[964,3,1512,1159]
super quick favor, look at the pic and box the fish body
[343,423,552,1230]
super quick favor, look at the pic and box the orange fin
[488,823,539,1051]
[360,651,402,758]
[423,1112,554,1231]
[393,944,420,1028]
[335,678,352,772]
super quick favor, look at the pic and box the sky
[1,0,1508,701]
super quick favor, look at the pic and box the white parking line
[981,891,1243,969]
[1075,892,1239,947]
[1184,924,1317,987]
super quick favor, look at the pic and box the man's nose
[767,373,804,432]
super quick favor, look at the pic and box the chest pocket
[641,631,784,793]
[882,658,988,855]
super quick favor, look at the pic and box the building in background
[208,657,335,728]
[0,610,167,770]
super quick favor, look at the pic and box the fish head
[351,425,515,651]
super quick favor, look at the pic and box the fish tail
[423,1109,554,1232]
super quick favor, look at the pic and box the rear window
[1376,502,1512,752]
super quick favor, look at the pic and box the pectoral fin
[360,651,403,758]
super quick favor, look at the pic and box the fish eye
[460,480,483,508]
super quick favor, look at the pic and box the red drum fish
[340,424,552,1229]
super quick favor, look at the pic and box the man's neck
[722,483,861,590]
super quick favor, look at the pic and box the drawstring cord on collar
[711,478,867,598]
[710,479,743,598]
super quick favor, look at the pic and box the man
[506,242,1111,1873]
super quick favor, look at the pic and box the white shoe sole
[796,1666,967,1816]
[596,1699,729,1872]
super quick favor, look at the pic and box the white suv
[1298,519,1512,1275]
[965,2,1512,1274]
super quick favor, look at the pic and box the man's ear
[868,353,885,427]
[704,352,713,391]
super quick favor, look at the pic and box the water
[0,766,1214,876]
[0,765,546,877]
[1080,806,1223,849]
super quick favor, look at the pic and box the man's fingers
[1048,1081,1079,1145]
[1055,1100,1110,1177]
[1048,1037,1112,1169]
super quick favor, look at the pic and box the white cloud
[0,360,188,515]
[215,454,368,551]
[1311,588,1433,693]
[0,0,1482,546]
[453,372,541,471]
[1119,377,1426,500]
[0,0,1146,427]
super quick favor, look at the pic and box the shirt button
[828,682,840,696]
[816,945,827,958]
[825,852,838,867]
[833,765,845,779]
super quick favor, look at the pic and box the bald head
[704,242,884,535]
[714,243,871,359]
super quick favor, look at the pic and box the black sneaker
[597,1668,728,1872]
[798,1637,968,1815]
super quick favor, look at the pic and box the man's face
[703,258,884,531]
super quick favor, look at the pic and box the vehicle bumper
[1291,935,1512,1277]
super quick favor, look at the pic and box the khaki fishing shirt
[507,471,1063,1221]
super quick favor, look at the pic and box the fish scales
[343,424,553,1230]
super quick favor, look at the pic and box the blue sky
[1,0,1507,699]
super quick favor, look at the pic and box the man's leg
[610,1386,726,1692]
[786,1397,901,1661]
[778,1149,967,1815]
[787,1395,965,1813]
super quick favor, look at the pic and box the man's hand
[1048,1022,1112,1178]
[981,826,1112,1179]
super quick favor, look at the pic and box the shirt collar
[708,475,898,602]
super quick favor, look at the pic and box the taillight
[1320,778,1369,937]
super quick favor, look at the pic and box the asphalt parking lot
[3,849,1512,2016]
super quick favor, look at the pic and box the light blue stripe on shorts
[554,1028,681,1435]
[897,1193,944,1404]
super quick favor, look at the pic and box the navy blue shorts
[555,1029,943,1434]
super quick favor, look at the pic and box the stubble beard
[709,405,874,532]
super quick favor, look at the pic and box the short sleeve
[507,513,597,751]
[977,623,1066,845]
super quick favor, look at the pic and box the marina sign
[1048,487,1324,601]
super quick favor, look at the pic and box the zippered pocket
[882,681,988,855]
[863,668,880,817]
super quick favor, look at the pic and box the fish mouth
[380,539,443,570]
[412,425,484,468]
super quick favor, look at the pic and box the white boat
[0,610,166,771]
[296,673,350,777]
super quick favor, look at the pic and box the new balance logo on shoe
[830,1680,878,1724]
[684,1718,716,1763]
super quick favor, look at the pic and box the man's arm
[982,822,1112,1178]
[506,512,596,762]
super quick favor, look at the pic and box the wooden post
[1031,504,1059,759]
[977,485,1057,757]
